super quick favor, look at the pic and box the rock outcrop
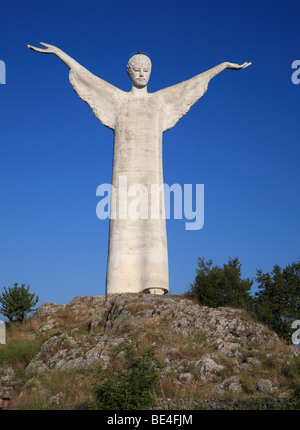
[0,294,298,409]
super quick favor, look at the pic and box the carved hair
[127,54,152,80]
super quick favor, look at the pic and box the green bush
[254,261,300,341]
[187,257,253,309]
[0,283,39,322]
[92,345,160,410]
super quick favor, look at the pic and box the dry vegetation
[0,294,300,410]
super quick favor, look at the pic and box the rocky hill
[0,293,299,409]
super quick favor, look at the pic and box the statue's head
[127,53,152,89]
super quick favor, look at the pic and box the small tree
[0,283,39,322]
[254,261,300,340]
[187,257,253,309]
[93,345,160,410]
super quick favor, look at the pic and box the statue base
[148,288,166,295]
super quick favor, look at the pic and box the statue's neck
[130,85,148,97]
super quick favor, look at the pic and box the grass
[0,338,42,370]
[153,380,198,410]
[15,368,94,410]
[17,387,57,410]
[5,318,40,340]
[240,371,256,395]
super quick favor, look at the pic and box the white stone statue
[28,42,251,295]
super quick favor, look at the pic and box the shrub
[254,261,300,340]
[92,345,160,410]
[187,257,253,309]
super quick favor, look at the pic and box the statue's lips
[135,78,147,86]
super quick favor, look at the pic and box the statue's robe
[69,65,210,294]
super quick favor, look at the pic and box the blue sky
[0,0,299,307]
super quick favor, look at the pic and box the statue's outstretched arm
[157,61,252,132]
[27,42,82,70]
[205,61,252,79]
[27,42,124,130]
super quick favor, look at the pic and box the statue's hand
[226,61,252,70]
[27,42,60,54]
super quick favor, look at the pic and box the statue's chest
[118,95,159,133]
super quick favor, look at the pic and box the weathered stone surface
[36,303,65,319]
[228,382,243,394]
[215,341,242,358]
[25,331,127,374]
[0,367,15,397]
[178,373,194,383]
[257,379,273,394]
[195,356,225,381]
[211,376,242,395]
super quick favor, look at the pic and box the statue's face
[127,55,152,88]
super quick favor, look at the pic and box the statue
[27,42,251,295]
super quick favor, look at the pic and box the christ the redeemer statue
[28,42,251,295]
